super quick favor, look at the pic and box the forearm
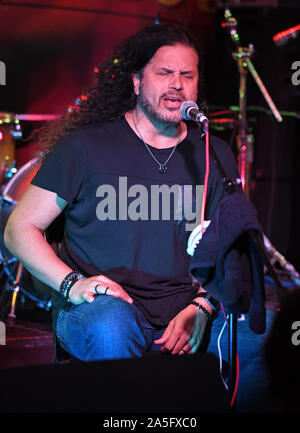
[4,219,133,307]
[4,223,72,292]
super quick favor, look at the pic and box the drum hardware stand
[220,6,295,410]
[0,254,51,320]
[0,256,21,320]
[6,262,23,322]
[222,8,282,199]
[262,235,300,287]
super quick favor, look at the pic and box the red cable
[200,130,210,234]
[221,304,240,408]
[230,353,240,407]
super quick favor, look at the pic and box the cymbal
[16,114,60,121]
[0,112,59,122]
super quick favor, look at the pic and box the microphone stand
[216,7,286,410]
[208,140,287,411]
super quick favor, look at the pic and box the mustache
[160,91,186,100]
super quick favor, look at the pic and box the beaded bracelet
[194,295,217,313]
[65,274,85,302]
[189,301,213,321]
[59,271,77,297]
[59,271,84,301]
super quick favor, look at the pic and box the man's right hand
[68,274,134,305]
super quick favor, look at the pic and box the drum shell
[0,124,15,184]
[0,157,52,305]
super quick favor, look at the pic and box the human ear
[131,71,140,96]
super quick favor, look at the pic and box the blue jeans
[206,309,277,412]
[56,295,166,361]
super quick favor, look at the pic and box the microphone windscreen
[179,101,198,120]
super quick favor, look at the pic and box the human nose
[169,73,183,91]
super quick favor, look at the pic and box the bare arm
[4,184,133,305]
[4,184,71,290]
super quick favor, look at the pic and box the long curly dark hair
[37,23,205,155]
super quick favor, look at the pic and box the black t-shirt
[31,117,240,328]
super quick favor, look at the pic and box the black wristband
[189,301,213,321]
[194,292,207,298]
[194,293,219,314]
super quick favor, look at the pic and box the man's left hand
[154,304,209,355]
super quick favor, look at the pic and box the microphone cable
[200,129,210,235]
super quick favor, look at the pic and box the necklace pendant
[159,164,167,174]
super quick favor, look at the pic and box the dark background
[0,0,299,272]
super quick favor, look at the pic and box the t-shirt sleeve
[31,130,86,204]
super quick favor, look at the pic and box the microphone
[180,101,209,133]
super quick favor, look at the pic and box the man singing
[4,23,274,411]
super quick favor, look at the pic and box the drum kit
[0,112,58,321]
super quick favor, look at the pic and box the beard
[136,82,181,126]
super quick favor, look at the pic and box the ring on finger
[95,285,109,295]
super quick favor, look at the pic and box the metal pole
[228,313,237,410]
[7,262,23,320]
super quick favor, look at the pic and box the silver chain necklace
[131,110,181,174]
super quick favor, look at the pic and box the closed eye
[156,68,196,79]
[182,72,194,79]
[157,69,172,75]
